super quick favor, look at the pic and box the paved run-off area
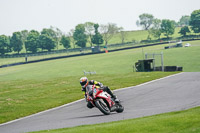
[0,72,200,133]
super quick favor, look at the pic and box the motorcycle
[86,84,124,115]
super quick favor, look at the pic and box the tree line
[136,9,200,39]
[0,9,200,55]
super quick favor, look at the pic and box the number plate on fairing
[98,92,109,98]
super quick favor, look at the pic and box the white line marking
[115,72,183,92]
[0,99,84,127]
[0,72,183,127]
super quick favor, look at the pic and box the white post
[161,52,164,71]
[153,53,155,71]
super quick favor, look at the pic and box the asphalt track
[0,72,200,133]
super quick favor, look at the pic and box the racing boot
[112,95,120,103]
[104,86,120,103]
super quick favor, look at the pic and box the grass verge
[30,106,200,133]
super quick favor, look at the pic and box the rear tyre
[95,99,110,115]
[116,103,124,113]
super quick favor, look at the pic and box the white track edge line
[0,99,84,127]
[0,72,183,126]
[115,72,184,92]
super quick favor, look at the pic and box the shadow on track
[69,112,118,120]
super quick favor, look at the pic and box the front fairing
[96,91,114,107]
[86,85,115,107]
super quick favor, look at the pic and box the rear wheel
[116,103,124,113]
[95,99,110,115]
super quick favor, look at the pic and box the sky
[0,0,200,36]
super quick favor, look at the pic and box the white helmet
[80,77,88,88]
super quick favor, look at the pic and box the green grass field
[30,106,200,133]
[0,40,200,129]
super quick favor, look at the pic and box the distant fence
[0,47,92,58]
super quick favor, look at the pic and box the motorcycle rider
[80,77,119,109]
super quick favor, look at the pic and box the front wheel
[95,99,110,115]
